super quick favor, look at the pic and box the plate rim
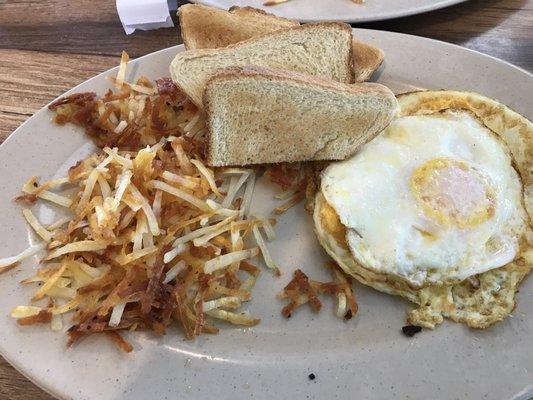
[191,0,469,23]
[0,28,531,400]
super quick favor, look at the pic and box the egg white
[321,110,527,286]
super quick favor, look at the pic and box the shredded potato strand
[151,180,211,212]
[204,248,259,274]
[252,225,280,275]
[45,240,108,260]
[22,209,53,242]
[0,242,47,273]
[21,182,72,207]
[32,259,69,301]
[191,159,221,197]
[115,51,129,89]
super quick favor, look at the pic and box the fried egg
[313,90,533,329]
[321,109,528,287]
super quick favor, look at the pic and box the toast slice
[204,66,398,166]
[170,22,354,107]
[178,4,298,49]
[178,4,384,82]
[352,38,384,82]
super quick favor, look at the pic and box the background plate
[192,0,467,23]
[0,29,532,400]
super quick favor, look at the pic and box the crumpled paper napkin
[116,0,178,35]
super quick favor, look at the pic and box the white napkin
[116,0,178,35]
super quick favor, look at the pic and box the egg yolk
[410,158,495,228]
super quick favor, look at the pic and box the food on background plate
[313,90,533,329]
[204,66,397,166]
[170,22,355,107]
[178,4,383,82]
[263,0,364,7]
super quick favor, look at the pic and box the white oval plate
[192,0,467,23]
[0,29,532,400]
